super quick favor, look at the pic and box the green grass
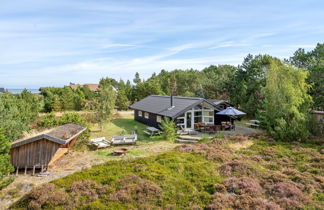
[127,149,147,156]
[90,112,160,142]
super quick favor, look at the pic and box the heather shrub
[109,174,162,204]
[26,183,69,209]
[49,191,69,205]
[207,192,235,209]
[219,160,259,177]
[11,138,323,209]
[28,183,55,203]
[266,182,310,209]
[224,177,262,197]
[207,193,281,210]
[70,180,108,201]
[27,200,41,210]
[176,142,232,162]
[229,134,250,142]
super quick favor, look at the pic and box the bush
[224,177,262,197]
[266,182,310,209]
[109,174,162,204]
[219,160,259,177]
[176,142,232,162]
[159,118,177,142]
[37,112,90,150]
[0,176,15,190]
[207,193,282,210]
[37,113,58,128]
[70,180,108,201]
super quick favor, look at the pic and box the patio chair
[90,137,111,148]
[111,134,137,145]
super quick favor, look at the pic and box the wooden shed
[10,123,86,173]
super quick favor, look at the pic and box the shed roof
[11,123,87,148]
[129,95,224,118]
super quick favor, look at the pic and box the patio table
[144,127,162,136]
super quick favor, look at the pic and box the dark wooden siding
[10,139,60,168]
[214,113,231,125]
[134,110,161,128]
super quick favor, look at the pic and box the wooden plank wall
[10,139,60,168]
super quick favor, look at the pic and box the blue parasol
[216,107,246,116]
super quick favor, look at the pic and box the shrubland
[11,135,324,209]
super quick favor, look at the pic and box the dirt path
[0,141,176,210]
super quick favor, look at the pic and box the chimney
[168,95,175,110]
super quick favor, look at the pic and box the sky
[0,0,323,88]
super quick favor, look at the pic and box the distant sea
[7,89,40,94]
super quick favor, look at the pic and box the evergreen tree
[73,87,86,111]
[133,72,141,84]
[0,129,13,180]
[61,86,75,110]
[230,54,272,116]
[290,43,324,110]
[116,80,130,110]
[96,79,117,129]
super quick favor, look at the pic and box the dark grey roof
[0,88,5,93]
[129,95,224,118]
[11,123,87,148]
[206,99,232,107]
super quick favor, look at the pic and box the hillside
[10,134,323,209]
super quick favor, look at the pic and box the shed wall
[10,139,60,168]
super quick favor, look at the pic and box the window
[203,111,214,117]
[138,111,142,117]
[144,112,149,119]
[176,118,184,125]
[204,117,213,124]
[157,116,162,123]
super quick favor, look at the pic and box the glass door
[186,112,192,129]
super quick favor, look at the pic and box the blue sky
[1,0,323,88]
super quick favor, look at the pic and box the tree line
[36,43,323,117]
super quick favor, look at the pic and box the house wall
[213,103,232,125]
[214,113,231,125]
[134,110,162,128]
[312,112,324,123]
[10,139,60,169]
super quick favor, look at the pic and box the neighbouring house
[0,87,5,93]
[10,123,87,173]
[70,83,99,92]
[129,95,233,129]
[312,110,324,123]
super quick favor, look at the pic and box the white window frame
[184,105,214,129]
[144,112,149,119]
[138,111,142,117]
[157,115,162,123]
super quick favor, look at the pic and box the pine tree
[133,72,141,84]
[0,129,13,180]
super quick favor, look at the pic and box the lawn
[11,134,324,209]
[89,111,163,143]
